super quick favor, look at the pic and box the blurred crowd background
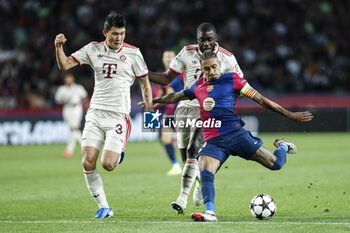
[0,0,349,110]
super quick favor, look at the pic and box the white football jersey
[169,43,243,108]
[71,41,148,114]
[55,83,87,108]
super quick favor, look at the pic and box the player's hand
[289,111,313,122]
[54,33,67,48]
[138,101,158,109]
[138,101,146,108]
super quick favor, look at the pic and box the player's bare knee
[101,162,115,171]
[198,156,219,174]
[101,160,116,171]
[82,158,96,171]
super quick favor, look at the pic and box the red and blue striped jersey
[184,72,255,140]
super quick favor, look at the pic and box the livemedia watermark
[142,110,222,131]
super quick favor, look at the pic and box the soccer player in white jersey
[148,23,243,214]
[55,73,87,158]
[54,12,153,219]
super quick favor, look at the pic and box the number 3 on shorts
[115,124,123,134]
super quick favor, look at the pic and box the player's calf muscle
[250,146,276,169]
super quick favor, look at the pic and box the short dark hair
[104,11,126,31]
[200,51,217,63]
[197,22,216,34]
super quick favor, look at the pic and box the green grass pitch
[0,133,349,232]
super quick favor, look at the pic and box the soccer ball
[250,194,276,220]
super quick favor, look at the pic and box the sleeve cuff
[136,73,148,78]
[169,67,181,74]
[70,55,81,66]
[183,89,194,100]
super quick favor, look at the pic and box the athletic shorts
[175,107,203,150]
[197,127,263,165]
[81,108,131,153]
[63,105,83,129]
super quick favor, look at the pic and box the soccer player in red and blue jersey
[139,51,313,222]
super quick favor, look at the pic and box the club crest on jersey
[97,54,103,58]
[120,55,127,61]
[203,97,215,111]
[192,60,198,64]
[206,85,214,92]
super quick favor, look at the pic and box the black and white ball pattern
[250,194,276,220]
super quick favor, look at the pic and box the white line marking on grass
[0,221,349,225]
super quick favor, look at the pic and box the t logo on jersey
[102,63,118,78]
[143,110,161,129]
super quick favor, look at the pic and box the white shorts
[175,107,202,149]
[63,105,83,129]
[81,108,132,154]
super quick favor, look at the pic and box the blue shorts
[197,128,263,165]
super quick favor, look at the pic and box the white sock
[179,159,199,201]
[74,130,82,144]
[66,130,82,153]
[83,169,109,209]
[196,168,201,185]
[66,133,76,154]
[206,210,215,215]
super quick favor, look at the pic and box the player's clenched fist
[54,33,67,47]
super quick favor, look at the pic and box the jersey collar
[198,42,219,56]
[103,41,124,53]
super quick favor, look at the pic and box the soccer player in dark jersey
[148,22,243,214]
[139,51,313,222]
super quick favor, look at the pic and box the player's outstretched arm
[54,33,78,70]
[139,76,154,111]
[148,70,179,86]
[154,90,189,104]
[138,91,188,108]
[252,92,313,122]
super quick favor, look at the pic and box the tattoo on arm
[252,92,264,105]
[251,90,313,122]
[252,91,290,117]
[154,91,189,104]
[139,76,153,110]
